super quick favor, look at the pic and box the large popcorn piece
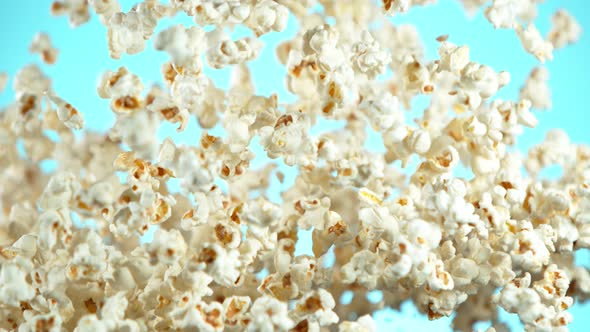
[0,0,586,331]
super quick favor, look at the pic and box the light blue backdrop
[1,0,588,331]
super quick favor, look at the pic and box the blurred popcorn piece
[29,32,59,65]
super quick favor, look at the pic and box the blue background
[1,0,589,330]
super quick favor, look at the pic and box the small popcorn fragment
[29,32,59,65]
[46,93,85,130]
[548,9,582,49]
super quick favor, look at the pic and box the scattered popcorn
[0,1,586,331]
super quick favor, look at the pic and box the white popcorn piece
[548,9,582,49]
[292,289,339,327]
[0,260,36,307]
[50,0,90,27]
[515,23,554,63]
[248,296,294,331]
[107,11,148,59]
[29,32,59,65]
[13,64,52,97]
[339,314,377,332]
[207,37,264,69]
[351,30,391,79]
[485,0,521,29]
[246,0,289,36]
[520,67,551,109]
[341,250,384,288]
[46,93,85,130]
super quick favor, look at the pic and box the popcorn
[50,0,90,27]
[520,67,551,109]
[0,1,585,331]
[46,93,85,130]
[248,296,294,331]
[0,72,7,93]
[548,9,582,49]
[89,0,121,24]
[382,0,410,16]
[13,64,52,97]
[154,25,207,73]
[485,0,521,29]
[515,23,554,63]
[351,30,391,79]
[292,288,339,327]
[29,32,59,65]
[341,250,384,288]
[338,314,377,332]
[107,11,148,59]
[207,36,263,69]
[0,259,36,307]
[246,0,289,37]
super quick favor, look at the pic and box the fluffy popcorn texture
[0,1,586,331]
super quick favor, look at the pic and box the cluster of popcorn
[0,0,587,331]
[463,0,582,63]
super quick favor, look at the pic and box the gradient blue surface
[1,0,589,331]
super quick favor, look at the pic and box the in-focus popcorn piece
[46,93,85,130]
[107,11,147,59]
[207,37,264,69]
[248,296,295,331]
[246,0,289,36]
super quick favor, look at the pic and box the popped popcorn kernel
[29,32,59,65]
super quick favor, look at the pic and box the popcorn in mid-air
[0,0,586,331]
